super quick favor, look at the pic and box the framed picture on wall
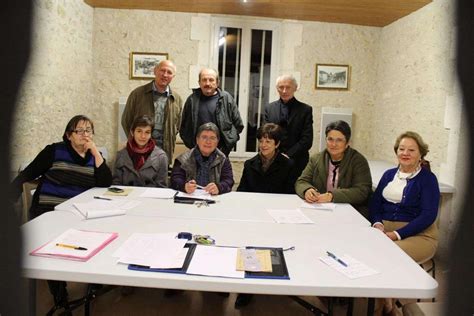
[315,64,350,90]
[129,52,168,80]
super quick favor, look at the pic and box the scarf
[194,148,217,186]
[126,138,155,171]
[259,150,278,172]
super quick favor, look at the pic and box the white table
[55,188,371,227]
[22,188,437,315]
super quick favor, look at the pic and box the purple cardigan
[369,167,440,239]
[170,148,234,194]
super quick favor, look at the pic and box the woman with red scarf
[113,115,168,187]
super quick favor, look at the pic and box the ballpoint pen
[56,243,88,251]
[326,251,348,267]
[94,196,112,201]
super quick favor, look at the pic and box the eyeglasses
[326,137,345,144]
[73,128,93,135]
[199,135,218,142]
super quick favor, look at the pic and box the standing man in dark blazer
[264,74,313,181]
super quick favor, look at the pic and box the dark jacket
[180,88,244,154]
[112,146,168,187]
[264,97,313,177]
[295,147,372,210]
[170,148,234,194]
[237,152,294,194]
[369,167,440,239]
[11,141,112,218]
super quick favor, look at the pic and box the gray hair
[276,74,298,88]
[196,122,220,139]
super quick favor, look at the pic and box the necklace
[396,165,420,180]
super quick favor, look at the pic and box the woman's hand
[185,180,197,193]
[385,231,398,241]
[373,223,385,232]
[83,136,104,167]
[204,182,219,195]
[304,188,319,203]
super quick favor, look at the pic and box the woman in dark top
[237,123,294,194]
[11,115,112,309]
[12,114,112,218]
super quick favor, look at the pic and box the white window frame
[210,17,280,159]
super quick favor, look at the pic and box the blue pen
[326,251,348,267]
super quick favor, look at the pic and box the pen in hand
[56,243,88,251]
[326,251,348,267]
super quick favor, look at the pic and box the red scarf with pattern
[126,138,155,171]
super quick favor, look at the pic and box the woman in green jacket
[295,120,372,215]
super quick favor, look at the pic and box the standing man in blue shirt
[122,60,183,162]
[180,68,244,156]
[264,74,313,181]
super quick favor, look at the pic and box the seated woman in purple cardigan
[171,122,234,195]
[369,131,439,314]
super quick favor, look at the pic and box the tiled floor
[34,259,448,315]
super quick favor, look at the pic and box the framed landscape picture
[315,64,350,90]
[129,52,168,80]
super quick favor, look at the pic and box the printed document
[114,233,187,269]
[320,254,379,279]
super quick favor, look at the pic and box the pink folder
[30,228,119,262]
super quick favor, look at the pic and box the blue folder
[128,244,289,280]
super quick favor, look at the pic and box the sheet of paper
[73,199,133,219]
[150,247,188,269]
[176,190,215,201]
[300,201,336,211]
[267,209,314,224]
[139,188,177,199]
[319,254,379,279]
[31,228,118,261]
[186,245,245,278]
[114,233,187,269]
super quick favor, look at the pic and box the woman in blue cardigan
[370,131,439,263]
[370,131,439,315]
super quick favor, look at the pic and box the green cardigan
[295,147,372,205]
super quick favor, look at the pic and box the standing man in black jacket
[264,74,313,181]
[180,68,244,156]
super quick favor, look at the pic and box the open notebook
[30,228,118,261]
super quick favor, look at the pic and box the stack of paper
[186,245,245,278]
[73,199,140,219]
[30,228,118,261]
[113,233,188,269]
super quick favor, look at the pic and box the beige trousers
[383,220,438,263]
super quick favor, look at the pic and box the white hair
[276,74,298,88]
